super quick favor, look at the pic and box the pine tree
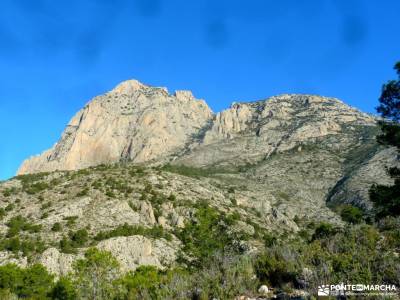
[370,62,400,218]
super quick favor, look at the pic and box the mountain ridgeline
[18,79,393,211]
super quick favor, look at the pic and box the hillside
[1,80,399,299]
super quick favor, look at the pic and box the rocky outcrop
[38,236,178,276]
[18,80,213,174]
[39,248,78,277]
[176,94,375,168]
[328,147,400,210]
[97,236,178,272]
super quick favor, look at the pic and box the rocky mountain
[18,80,213,174]
[1,79,397,290]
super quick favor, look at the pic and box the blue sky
[0,0,399,180]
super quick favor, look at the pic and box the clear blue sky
[1,0,399,180]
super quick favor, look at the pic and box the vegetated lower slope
[0,161,399,299]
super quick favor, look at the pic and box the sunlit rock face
[18,80,213,174]
[18,80,375,175]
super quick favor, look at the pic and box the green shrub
[24,182,50,194]
[5,204,14,212]
[59,229,89,254]
[340,205,364,224]
[254,249,298,287]
[193,252,258,299]
[50,277,77,300]
[2,187,18,197]
[0,208,6,220]
[67,229,89,248]
[312,222,337,240]
[161,164,231,178]
[176,202,245,267]
[63,216,78,227]
[6,216,42,237]
[52,223,62,232]
[0,263,54,299]
[72,248,120,300]
[41,202,52,210]
[94,223,172,242]
[60,237,76,254]
[168,194,176,201]
[116,265,167,299]
[105,190,115,198]
[0,236,46,256]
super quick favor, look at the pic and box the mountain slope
[3,79,397,281]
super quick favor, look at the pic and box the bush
[6,216,42,237]
[69,229,88,247]
[116,265,167,299]
[0,208,6,220]
[72,248,120,300]
[24,182,50,194]
[2,187,18,197]
[0,236,46,256]
[161,164,230,178]
[340,205,364,224]
[5,204,14,212]
[176,202,245,267]
[50,277,77,300]
[312,222,337,240]
[59,229,89,254]
[254,249,298,287]
[0,263,54,299]
[193,252,258,299]
[63,216,78,227]
[94,223,171,242]
[52,223,62,232]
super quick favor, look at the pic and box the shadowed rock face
[17,81,376,175]
[18,80,213,174]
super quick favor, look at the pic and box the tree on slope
[370,61,400,218]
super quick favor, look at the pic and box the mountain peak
[17,81,375,175]
[112,79,147,94]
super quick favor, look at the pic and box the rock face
[38,237,178,276]
[17,83,375,176]
[18,80,213,174]
[177,94,375,168]
[97,236,177,272]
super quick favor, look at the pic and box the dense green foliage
[254,223,400,294]
[6,215,42,237]
[339,205,364,224]
[0,217,398,299]
[60,229,89,254]
[176,201,247,268]
[0,263,54,299]
[161,164,231,178]
[94,223,172,242]
[72,248,120,300]
[370,61,400,219]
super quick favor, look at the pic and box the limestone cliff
[18,80,213,174]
